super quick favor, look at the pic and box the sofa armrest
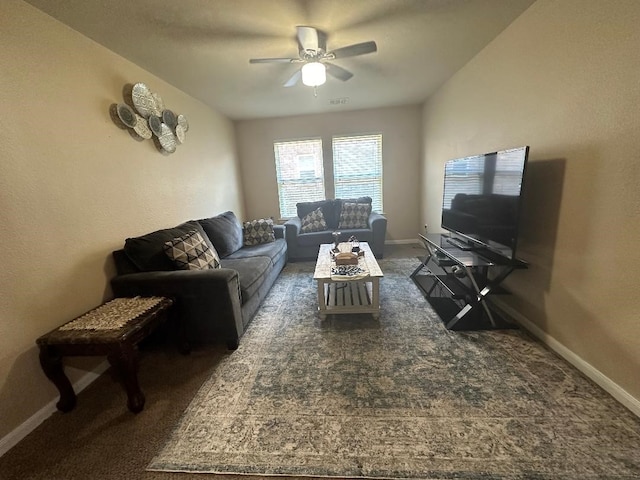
[368,212,387,258]
[283,217,303,259]
[110,269,244,349]
[284,217,302,242]
[111,269,238,295]
[368,212,387,230]
[273,224,285,240]
[284,216,301,234]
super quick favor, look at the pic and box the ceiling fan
[249,26,377,88]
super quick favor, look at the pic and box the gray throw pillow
[300,207,328,233]
[243,218,276,246]
[338,202,372,229]
[164,230,221,270]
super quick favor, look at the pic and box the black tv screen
[441,146,529,261]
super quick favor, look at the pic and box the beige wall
[421,0,640,404]
[235,105,423,242]
[0,0,243,439]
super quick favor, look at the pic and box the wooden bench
[36,296,174,413]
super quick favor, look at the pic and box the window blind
[332,134,383,212]
[273,138,325,218]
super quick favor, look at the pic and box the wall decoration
[110,82,188,154]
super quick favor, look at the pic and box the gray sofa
[284,197,387,261]
[111,211,286,350]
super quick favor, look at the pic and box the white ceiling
[25,0,535,120]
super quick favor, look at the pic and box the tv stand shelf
[426,273,468,300]
[411,233,527,330]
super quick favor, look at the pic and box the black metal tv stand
[410,233,527,330]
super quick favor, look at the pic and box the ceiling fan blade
[297,25,319,52]
[283,69,302,87]
[316,30,328,53]
[249,57,296,64]
[325,63,354,82]
[330,41,377,59]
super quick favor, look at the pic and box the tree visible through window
[273,139,324,218]
[332,134,383,212]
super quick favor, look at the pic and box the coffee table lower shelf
[317,279,380,320]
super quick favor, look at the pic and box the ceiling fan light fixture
[301,62,326,87]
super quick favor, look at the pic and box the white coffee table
[313,242,383,320]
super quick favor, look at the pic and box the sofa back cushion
[198,211,244,258]
[296,197,373,230]
[296,200,332,228]
[124,220,213,272]
[112,249,139,275]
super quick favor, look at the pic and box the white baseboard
[0,361,109,458]
[493,299,640,418]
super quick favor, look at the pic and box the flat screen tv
[441,146,529,261]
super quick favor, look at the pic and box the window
[274,139,324,218]
[332,134,383,212]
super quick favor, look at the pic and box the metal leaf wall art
[110,83,189,155]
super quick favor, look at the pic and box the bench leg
[107,343,145,413]
[38,346,76,412]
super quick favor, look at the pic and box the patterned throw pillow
[338,202,372,229]
[243,218,276,246]
[163,230,221,270]
[300,207,327,233]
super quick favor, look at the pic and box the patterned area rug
[148,258,640,479]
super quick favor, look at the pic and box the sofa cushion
[338,202,372,229]
[124,220,213,272]
[198,211,243,258]
[297,230,334,247]
[226,238,287,265]
[300,207,328,233]
[163,230,221,270]
[219,256,272,303]
[296,199,328,219]
[243,218,276,246]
